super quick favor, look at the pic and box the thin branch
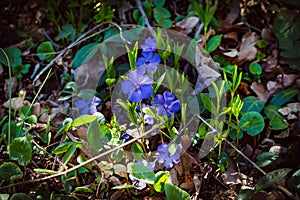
[135,0,155,37]
[0,123,162,190]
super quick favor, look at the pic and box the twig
[0,123,162,190]
[195,22,204,39]
[33,22,132,84]
[135,0,155,37]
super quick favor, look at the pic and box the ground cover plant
[0,0,300,199]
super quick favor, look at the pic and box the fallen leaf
[269,145,287,155]
[267,80,282,94]
[109,176,122,186]
[168,167,179,186]
[223,49,238,57]
[180,182,194,191]
[235,32,259,65]
[283,74,299,87]
[3,97,24,110]
[278,103,300,120]
[175,17,199,34]
[250,82,270,102]
[113,164,127,178]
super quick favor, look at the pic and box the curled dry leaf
[250,82,270,102]
[168,167,179,186]
[278,102,300,120]
[235,32,259,65]
[269,145,287,155]
[175,16,199,34]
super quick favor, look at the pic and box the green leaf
[9,137,32,165]
[249,62,262,75]
[73,43,99,69]
[37,41,55,62]
[0,162,23,181]
[241,96,265,113]
[154,0,165,7]
[58,24,76,41]
[34,168,57,175]
[2,121,24,144]
[10,193,33,200]
[200,93,217,115]
[256,152,279,167]
[72,115,97,127]
[131,142,144,161]
[206,35,222,53]
[236,189,254,200]
[75,186,93,193]
[0,194,9,200]
[127,163,155,184]
[53,142,82,155]
[164,183,191,200]
[54,118,73,138]
[240,112,264,136]
[256,168,292,191]
[63,143,77,164]
[87,121,111,152]
[264,105,284,120]
[154,171,168,192]
[270,88,299,106]
[269,118,288,130]
[287,169,300,192]
[256,40,268,48]
[0,47,22,67]
[153,7,172,28]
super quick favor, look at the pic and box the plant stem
[0,48,12,147]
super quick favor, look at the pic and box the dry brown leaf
[223,32,238,42]
[175,17,199,34]
[283,74,299,87]
[235,32,259,65]
[279,102,300,120]
[168,168,179,186]
[113,164,127,178]
[267,80,282,94]
[109,176,122,186]
[250,82,270,102]
[180,182,194,191]
[3,97,24,110]
[224,0,240,24]
[4,77,18,99]
[269,145,287,155]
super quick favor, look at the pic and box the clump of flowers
[154,91,181,119]
[157,142,180,168]
[136,51,161,74]
[76,96,101,115]
[121,70,153,102]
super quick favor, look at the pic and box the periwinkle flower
[129,160,155,190]
[121,70,153,102]
[136,51,161,74]
[157,142,180,168]
[119,133,132,142]
[141,37,157,52]
[154,91,180,119]
[76,96,101,115]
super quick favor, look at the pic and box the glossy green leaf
[270,88,299,106]
[0,47,22,67]
[127,163,155,184]
[153,7,172,28]
[269,118,288,130]
[54,118,73,138]
[53,142,82,155]
[154,171,168,192]
[75,186,93,193]
[9,137,32,165]
[10,193,33,200]
[0,194,9,200]
[256,40,268,48]
[236,189,254,200]
[256,152,279,167]
[249,62,262,75]
[131,142,144,161]
[154,0,165,7]
[206,34,222,53]
[87,121,111,152]
[73,42,99,69]
[240,112,264,136]
[256,168,292,191]
[72,115,97,127]
[164,183,191,200]
[241,96,265,113]
[200,93,217,115]
[0,162,23,181]
[264,105,284,120]
[63,144,77,164]
[37,41,55,62]
[287,169,300,192]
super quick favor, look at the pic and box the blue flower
[119,133,132,142]
[76,96,101,115]
[154,91,180,119]
[129,160,155,190]
[157,142,180,168]
[136,51,161,74]
[121,70,153,102]
[137,104,155,125]
[141,37,157,52]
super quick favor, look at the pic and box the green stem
[0,48,12,147]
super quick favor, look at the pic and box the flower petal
[151,53,161,64]
[121,80,135,94]
[154,94,164,105]
[139,75,153,85]
[169,100,181,113]
[127,70,140,82]
[146,63,158,73]
[140,85,153,99]
[129,89,143,102]
[163,91,176,105]
[92,96,102,105]
[136,57,146,66]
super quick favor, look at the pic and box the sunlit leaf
[164,183,190,200]
[240,112,264,136]
[127,163,155,184]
